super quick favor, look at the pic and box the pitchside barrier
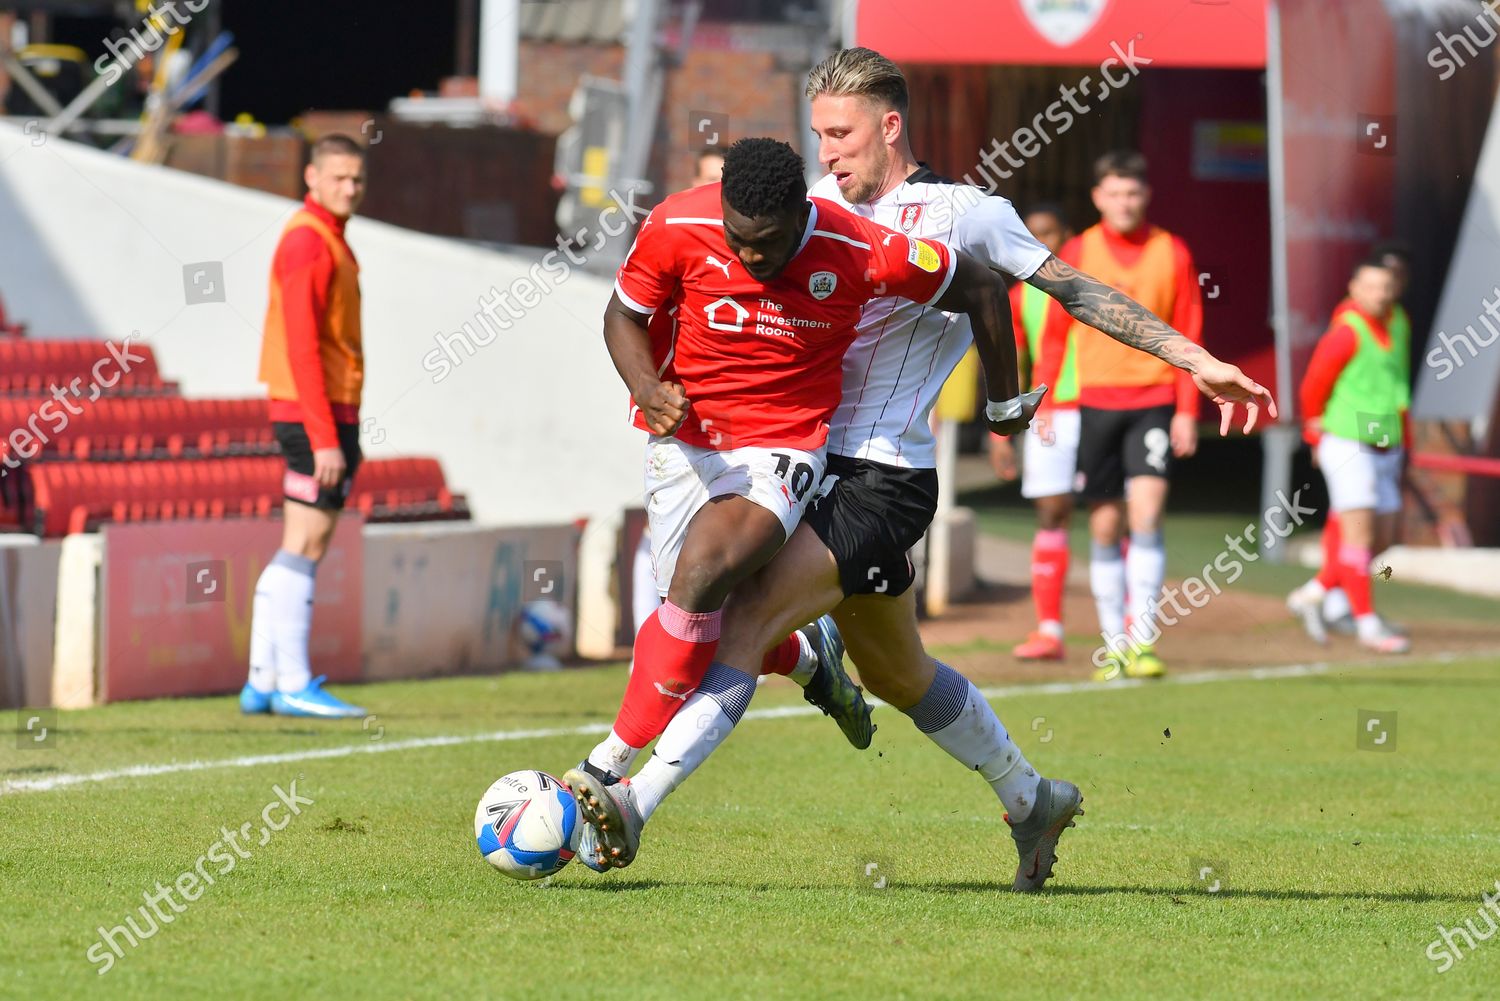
[1,519,581,709]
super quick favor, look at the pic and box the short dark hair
[721,138,806,218]
[1023,202,1070,227]
[1094,150,1148,185]
[1369,239,1412,265]
[311,133,366,163]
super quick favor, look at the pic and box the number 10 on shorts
[772,452,817,502]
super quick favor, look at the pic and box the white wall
[1413,96,1500,423]
[0,123,643,526]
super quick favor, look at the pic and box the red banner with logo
[100,518,363,702]
[856,0,1266,69]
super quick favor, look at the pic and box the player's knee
[667,554,738,610]
[1036,497,1071,531]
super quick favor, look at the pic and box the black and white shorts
[273,421,362,511]
[1075,404,1174,501]
[803,454,938,598]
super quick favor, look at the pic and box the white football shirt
[809,165,1051,467]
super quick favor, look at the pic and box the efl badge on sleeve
[907,239,942,273]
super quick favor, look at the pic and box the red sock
[759,634,802,676]
[612,602,721,747]
[1338,543,1374,616]
[1031,528,1069,626]
[1316,514,1342,589]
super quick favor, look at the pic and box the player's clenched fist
[985,385,1048,437]
[636,380,689,436]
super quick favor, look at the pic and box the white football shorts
[1316,432,1403,514]
[643,436,826,597]
[1021,407,1081,500]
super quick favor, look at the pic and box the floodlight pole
[1262,0,1297,565]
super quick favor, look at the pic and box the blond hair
[805,47,909,115]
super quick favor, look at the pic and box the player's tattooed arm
[1024,255,1278,433]
[1024,255,1208,373]
[604,293,688,436]
[933,252,1040,434]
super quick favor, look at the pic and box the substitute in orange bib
[1287,259,1410,654]
[1034,151,1203,680]
[241,134,370,718]
[989,204,1077,661]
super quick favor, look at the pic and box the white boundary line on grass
[3,649,1490,796]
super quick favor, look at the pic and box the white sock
[1038,619,1063,639]
[788,629,817,686]
[1125,531,1166,646]
[1323,586,1352,621]
[631,662,757,822]
[1294,578,1328,603]
[247,562,277,693]
[586,727,642,779]
[262,550,316,694]
[1089,541,1126,641]
[1355,613,1383,641]
[902,661,1041,821]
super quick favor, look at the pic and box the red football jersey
[614,182,956,450]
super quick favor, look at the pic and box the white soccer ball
[474,770,579,880]
[518,599,570,670]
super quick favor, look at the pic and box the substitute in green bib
[1292,258,1411,655]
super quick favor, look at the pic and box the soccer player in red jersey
[563,138,1039,866]
[562,51,1274,891]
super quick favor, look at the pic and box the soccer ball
[518,599,570,670]
[474,770,579,880]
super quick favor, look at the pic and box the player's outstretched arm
[931,252,1043,436]
[604,293,688,436]
[1024,255,1277,434]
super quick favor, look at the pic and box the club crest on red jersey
[897,204,924,232]
[809,271,837,300]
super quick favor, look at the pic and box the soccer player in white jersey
[574,49,1275,891]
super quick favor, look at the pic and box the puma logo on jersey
[706,255,734,277]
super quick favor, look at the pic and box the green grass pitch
[4,655,1498,999]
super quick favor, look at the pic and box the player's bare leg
[567,495,789,869]
[834,588,1082,891]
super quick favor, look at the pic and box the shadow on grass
[574,877,1487,905]
[550,878,670,892]
[923,882,1482,904]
